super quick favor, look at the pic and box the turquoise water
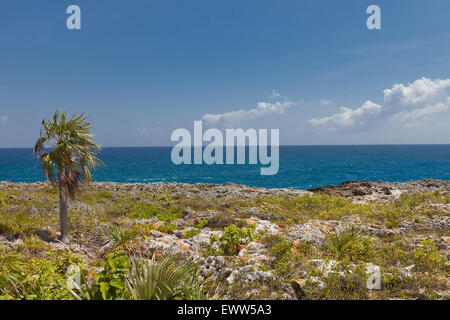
[0,145,449,189]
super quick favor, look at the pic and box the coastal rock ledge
[0,179,448,300]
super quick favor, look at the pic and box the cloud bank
[0,116,8,124]
[202,100,296,126]
[308,77,450,131]
[308,100,382,131]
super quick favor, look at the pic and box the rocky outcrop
[0,179,448,300]
[308,179,450,203]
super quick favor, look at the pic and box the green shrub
[70,252,130,300]
[411,239,447,273]
[127,195,184,222]
[0,212,41,238]
[206,213,246,230]
[195,220,208,229]
[128,204,160,219]
[267,236,298,277]
[25,258,72,300]
[1,251,78,300]
[157,223,177,233]
[269,237,293,260]
[377,240,408,267]
[345,235,376,262]
[211,224,257,255]
[183,229,200,239]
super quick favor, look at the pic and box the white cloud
[202,100,296,126]
[384,78,450,108]
[137,126,162,136]
[391,99,450,128]
[308,100,382,131]
[319,99,334,106]
[308,77,450,132]
[0,116,8,124]
[269,90,281,98]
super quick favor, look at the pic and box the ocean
[0,145,449,189]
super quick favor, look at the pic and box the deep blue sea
[0,145,449,189]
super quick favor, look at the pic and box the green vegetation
[411,239,447,273]
[0,181,448,300]
[268,236,298,276]
[0,249,80,300]
[323,226,361,259]
[183,228,200,239]
[70,252,130,300]
[126,256,207,300]
[107,225,139,255]
[254,192,448,226]
[209,224,258,256]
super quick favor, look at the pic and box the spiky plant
[179,270,210,300]
[126,256,196,300]
[107,225,139,255]
[322,226,361,258]
[0,253,27,296]
[34,110,102,242]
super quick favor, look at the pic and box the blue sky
[0,0,449,147]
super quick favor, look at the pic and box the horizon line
[0,143,449,149]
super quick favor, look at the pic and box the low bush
[210,224,257,256]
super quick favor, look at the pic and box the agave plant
[126,256,200,300]
[322,226,361,258]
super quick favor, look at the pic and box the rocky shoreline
[308,179,450,203]
[0,179,449,300]
[2,178,449,200]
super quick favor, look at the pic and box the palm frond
[107,225,139,255]
[33,110,102,199]
[322,226,361,258]
[126,256,197,300]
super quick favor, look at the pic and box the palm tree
[34,110,102,242]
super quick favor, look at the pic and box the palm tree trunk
[59,179,69,243]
